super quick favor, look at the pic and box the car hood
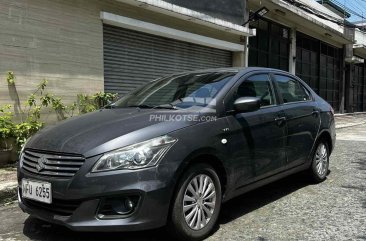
[26,108,205,157]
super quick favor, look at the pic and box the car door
[272,73,321,168]
[225,73,287,188]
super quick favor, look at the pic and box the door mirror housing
[234,97,261,113]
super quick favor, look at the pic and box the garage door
[296,32,342,111]
[103,24,233,95]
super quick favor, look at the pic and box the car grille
[21,194,82,216]
[21,150,85,178]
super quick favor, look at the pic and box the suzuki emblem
[36,156,47,172]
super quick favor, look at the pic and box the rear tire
[169,163,222,241]
[308,139,329,183]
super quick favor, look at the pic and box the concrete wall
[0,0,243,121]
[163,0,245,25]
[355,29,366,46]
[0,0,104,120]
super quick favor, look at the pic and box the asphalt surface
[0,125,365,241]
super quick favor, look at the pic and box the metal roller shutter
[353,63,366,112]
[103,24,233,95]
[248,19,290,71]
[296,32,342,111]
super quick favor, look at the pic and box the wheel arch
[166,149,227,239]
[168,148,228,216]
[174,149,228,196]
[307,129,334,168]
[317,130,333,155]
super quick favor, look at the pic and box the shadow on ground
[218,171,313,224]
[22,172,314,241]
[347,155,366,212]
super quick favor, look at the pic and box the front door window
[235,74,276,107]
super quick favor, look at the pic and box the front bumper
[17,155,176,232]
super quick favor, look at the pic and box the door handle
[275,116,286,126]
[275,117,286,122]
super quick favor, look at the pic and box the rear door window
[273,74,311,103]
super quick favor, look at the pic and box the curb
[334,112,366,117]
[0,182,18,205]
[335,122,366,130]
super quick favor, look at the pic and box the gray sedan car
[18,67,335,241]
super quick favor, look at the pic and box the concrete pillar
[232,51,246,67]
[243,36,249,67]
[339,46,346,113]
[242,0,249,68]
[345,63,354,113]
[289,27,296,74]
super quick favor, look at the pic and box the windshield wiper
[153,104,177,110]
[127,104,155,109]
[127,104,177,110]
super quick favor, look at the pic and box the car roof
[169,67,291,75]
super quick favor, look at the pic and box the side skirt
[223,163,310,202]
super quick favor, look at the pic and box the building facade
[1,0,366,116]
[247,0,366,113]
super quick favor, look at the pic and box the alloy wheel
[182,174,216,230]
[315,143,328,177]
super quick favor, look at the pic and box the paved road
[1,125,365,241]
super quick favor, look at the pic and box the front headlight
[92,135,177,172]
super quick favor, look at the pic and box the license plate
[21,179,52,204]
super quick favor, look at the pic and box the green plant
[2,76,52,151]
[13,86,46,149]
[6,71,15,85]
[51,97,67,119]
[77,94,96,114]
[94,92,118,108]
[14,121,43,149]
[77,92,118,114]
[0,105,15,140]
[0,105,16,153]
[2,71,118,154]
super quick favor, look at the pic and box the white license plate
[22,179,52,204]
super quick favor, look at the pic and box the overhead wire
[346,0,364,12]
[283,0,356,27]
[342,0,366,21]
[331,0,365,19]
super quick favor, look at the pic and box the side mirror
[234,97,261,113]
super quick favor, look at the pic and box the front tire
[169,163,222,241]
[309,140,329,183]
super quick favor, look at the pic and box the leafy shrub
[6,71,15,85]
[0,72,118,153]
[0,105,15,140]
[77,92,117,114]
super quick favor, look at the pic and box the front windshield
[112,71,237,109]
